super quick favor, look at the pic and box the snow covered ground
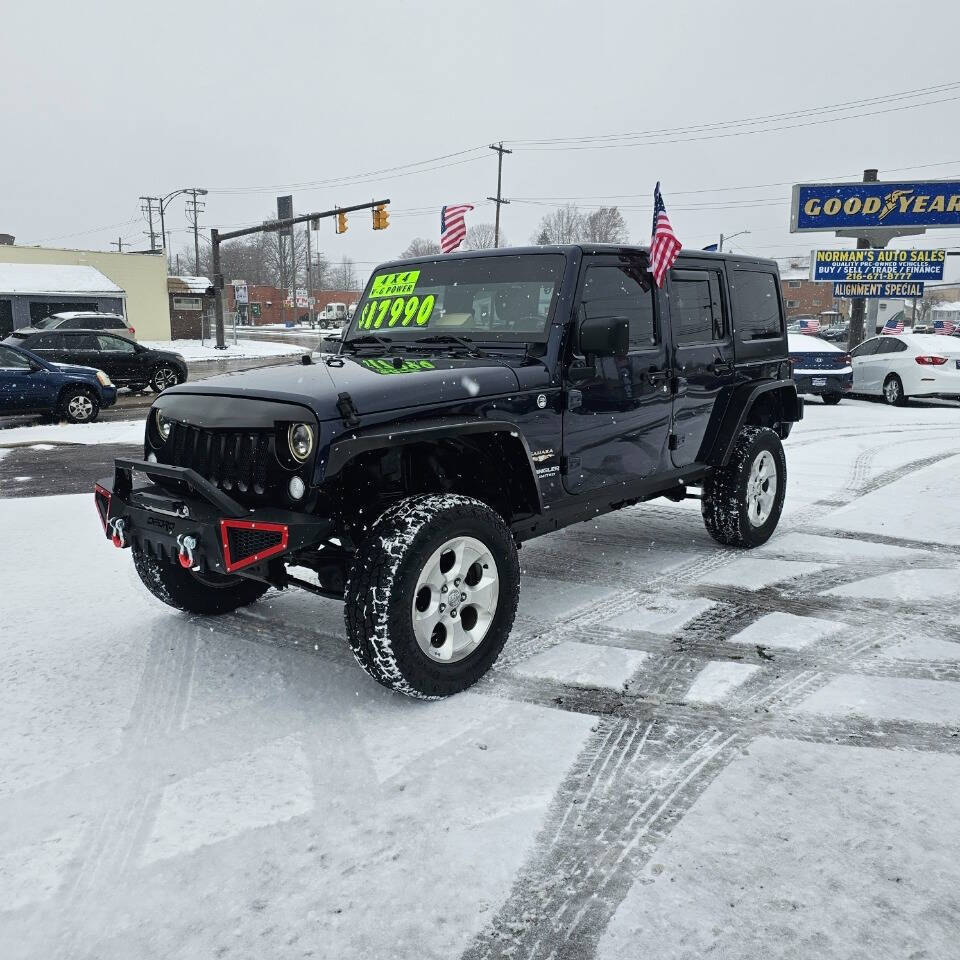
[0,419,145,447]
[140,339,305,361]
[3,398,960,959]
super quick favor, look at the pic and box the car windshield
[345,254,566,344]
[32,316,59,329]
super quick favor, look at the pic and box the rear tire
[151,364,182,393]
[344,494,520,699]
[133,546,270,615]
[701,427,787,548]
[883,374,907,406]
[821,393,842,405]
[60,386,99,424]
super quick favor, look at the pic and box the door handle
[646,368,669,384]
[709,361,734,374]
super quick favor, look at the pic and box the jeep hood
[161,352,525,420]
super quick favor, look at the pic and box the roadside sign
[811,249,946,282]
[233,281,249,304]
[791,180,960,232]
[250,303,261,320]
[832,281,924,299]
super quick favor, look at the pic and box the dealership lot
[2,398,960,959]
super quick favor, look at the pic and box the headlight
[155,410,172,441]
[288,423,314,462]
[96,370,113,387]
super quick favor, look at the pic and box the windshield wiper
[410,334,484,356]
[340,333,396,353]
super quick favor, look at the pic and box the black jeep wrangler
[94,245,801,698]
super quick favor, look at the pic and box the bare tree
[584,206,627,243]
[327,256,359,291]
[532,204,585,244]
[464,222,504,250]
[401,237,441,257]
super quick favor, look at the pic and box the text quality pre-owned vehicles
[4,330,186,393]
[93,246,801,698]
[787,333,852,404]
[851,333,960,405]
[0,342,116,422]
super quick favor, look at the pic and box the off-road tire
[133,546,270,615]
[883,373,907,406]
[60,386,100,424]
[344,494,520,699]
[701,426,787,548]
[821,393,842,405]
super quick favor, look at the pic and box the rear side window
[103,317,126,329]
[877,337,907,353]
[66,334,99,350]
[59,317,88,329]
[670,270,725,345]
[733,270,782,342]
[28,333,63,349]
[97,335,135,353]
[580,262,657,351]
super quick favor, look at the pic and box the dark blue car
[0,342,117,423]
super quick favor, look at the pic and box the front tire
[701,427,787,548]
[345,495,520,699]
[60,386,99,424]
[883,374,907,406]
[133,546,270,615]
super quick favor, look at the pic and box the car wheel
[883,374,907,406]
[61,387,100,424]
[133,546,270,615]
[151,364,182,393]
[344,494,520,699]
[821,393,842,405]
[701,426,787,548]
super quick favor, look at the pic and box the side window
[851,338,879,358]
[877,337,906,354]
[0,346,32,369]
[733,270,782,342]
[670,270,725,345]
[28,333,63,349]
[96,335,135,353]
[104,317,124,329]
[60,317,85,329]
[66,334,98,350]
[580,262,656,351]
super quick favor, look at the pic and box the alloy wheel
[68,394,94,421]
[746,450,777,527]
[153,366,179,391]
[884,378,900,404]
[412,536,500,663]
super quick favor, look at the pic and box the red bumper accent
[219,519,290,573]
[94,483,111,532]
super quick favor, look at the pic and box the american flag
[649,182,682,287]
[881,314,905,335]
[440,204,474,253]
[798,317,820,335]
[934,318,957,336]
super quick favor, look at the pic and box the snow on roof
[0,262,123,295]
[168,275,211,294]
[931,300,960,312]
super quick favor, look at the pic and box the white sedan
[851,333,960,405]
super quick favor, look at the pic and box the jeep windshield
[344,253,565,346]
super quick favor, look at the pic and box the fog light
[147,452,158,463]
[288,476,306,500]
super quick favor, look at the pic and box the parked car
[788,333,852,404]
[17,311,136,338]
[2,330,186,393]
[0,342,116,423]
[820,324,849,343]
[94,245,802,699]
[911,324,934,335]
[851,333,960,405]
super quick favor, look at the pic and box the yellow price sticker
[358,294,435,330]
[368,270,421,298]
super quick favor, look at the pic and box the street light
[158,188,208,271]
[717,229,750,252]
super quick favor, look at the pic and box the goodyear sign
[811,248,946,282]
[832,281,924,299]
[791,180,960,232]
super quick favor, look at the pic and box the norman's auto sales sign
[791,180,960,231]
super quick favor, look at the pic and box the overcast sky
[4,0,960,280]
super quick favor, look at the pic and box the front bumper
[100,385,118,407]
[94,458,330,578]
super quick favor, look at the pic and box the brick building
[777,257,845,322]
[222,285,361,325]
[167,276,213,339]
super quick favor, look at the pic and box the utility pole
[487,142,512,248]
[847,168,878,350]
[718,233,724,253]
[140,196,159,251]
[111,237,124,252]
[185,189,206,275]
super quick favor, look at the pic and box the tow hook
[108,517,129,549]
[176,534,198,569]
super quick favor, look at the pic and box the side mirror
[578,315,629,356]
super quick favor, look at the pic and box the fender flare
[321,417,545,514]
[704,379,803,467]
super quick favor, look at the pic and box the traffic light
[372,204,389,230]
[336,210,348,234]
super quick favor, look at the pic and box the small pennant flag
[798,317,820,335]
[649,182,682,287]
[881,313,905,335]
[440,204,474,253]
